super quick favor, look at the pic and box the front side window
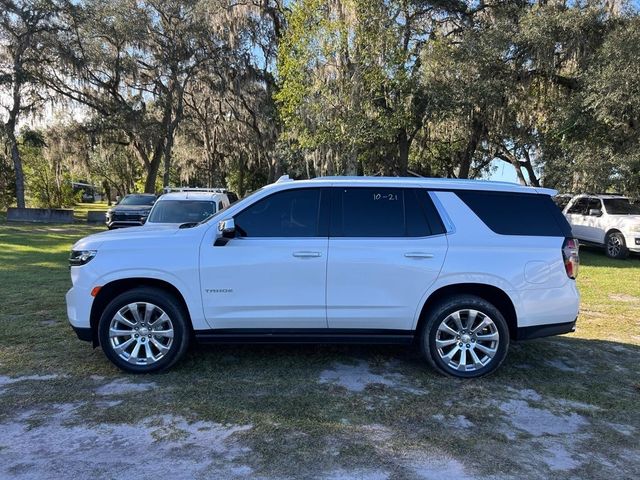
[234,188,323,237]
[148,200,215,223]
[567,198,589,215]
[586,197,602,213]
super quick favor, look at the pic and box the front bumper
[71,325,93,342]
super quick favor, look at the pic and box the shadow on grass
[579,247,640,268]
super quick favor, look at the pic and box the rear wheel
[605,231,628,259]
[420,295,509,378]
[98,287,189,373]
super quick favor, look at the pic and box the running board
[194,328,415,345]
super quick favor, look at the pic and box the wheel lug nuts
[134,334,139,338]
[466,344,470,348]
[458,342,463,347]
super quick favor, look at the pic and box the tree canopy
[1,0,638,208]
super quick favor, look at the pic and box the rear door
[326,187,448,331]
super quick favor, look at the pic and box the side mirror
[218,218,236,238]
[588,208,602,217]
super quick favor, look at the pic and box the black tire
[420,294,510,378]
[604,231,628,259]
[98,287,190,373]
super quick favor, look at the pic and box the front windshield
[603,198,640,215]
[119,195,156,206]
[149,200,215,223]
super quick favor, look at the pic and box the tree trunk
[5,59,26,208]
[144,147,164,193]
[397,130,409,176]
[8,133,26,209]
[457,117,485,179]
[522,150,541,187]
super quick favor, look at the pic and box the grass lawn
[0,221,638,479]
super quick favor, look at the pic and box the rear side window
[331,188,445,237]
[455,191,572,237]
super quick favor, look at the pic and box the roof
[268,176,556,196]
[570,193,627,199]
[157,191,227,201]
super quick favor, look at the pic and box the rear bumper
[516,318,577,341]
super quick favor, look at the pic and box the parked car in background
[145,188,232,226]
[558,194,640,259]
[105,194,157,229]
[67,176,579,378]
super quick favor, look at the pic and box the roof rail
[162,187,228,194]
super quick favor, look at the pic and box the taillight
[562,238,580,279]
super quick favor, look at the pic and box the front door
[199,187,329,329]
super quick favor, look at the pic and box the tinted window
[119,194,156,206]
[553,195,572,210]
[148,200,214,223]
[586,198,602,212]
[235,188,323,237]
[456,191,571,237]
[335,188,405,237]
[413,189,447,236]
[332,188,444,237]
[603,198,640,215]
[567,198,588,215]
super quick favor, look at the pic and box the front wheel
[420,295,510,378]
[98,287,190,373]
[605,231,628,259]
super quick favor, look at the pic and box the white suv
[66,176,580,378]
[145,188,232,227]
[560,194,640,259]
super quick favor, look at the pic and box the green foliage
[21,130,78,208]
[0,148,15,210]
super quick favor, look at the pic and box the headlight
[69,250,97,266]
[630,225,640,233]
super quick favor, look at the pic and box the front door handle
[293,251,322,258]
[404,252,434,259]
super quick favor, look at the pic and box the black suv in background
[106,194,157,229]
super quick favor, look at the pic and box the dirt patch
[0,405,253,479]
[0,374,61,395]
[319,360,426,395]
[608,294,639,303]
[497,399,588,437]
[95,378,157,396]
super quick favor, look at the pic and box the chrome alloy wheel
[108,302,174,365]
[607,235,622,257]
[435,309,499,372]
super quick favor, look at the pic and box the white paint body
[66,177,579,335]
[562,194,640,253]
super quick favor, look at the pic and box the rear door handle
[404,252,434,259]
[293,251,322,258]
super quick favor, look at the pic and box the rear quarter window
[455,191,572,237]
